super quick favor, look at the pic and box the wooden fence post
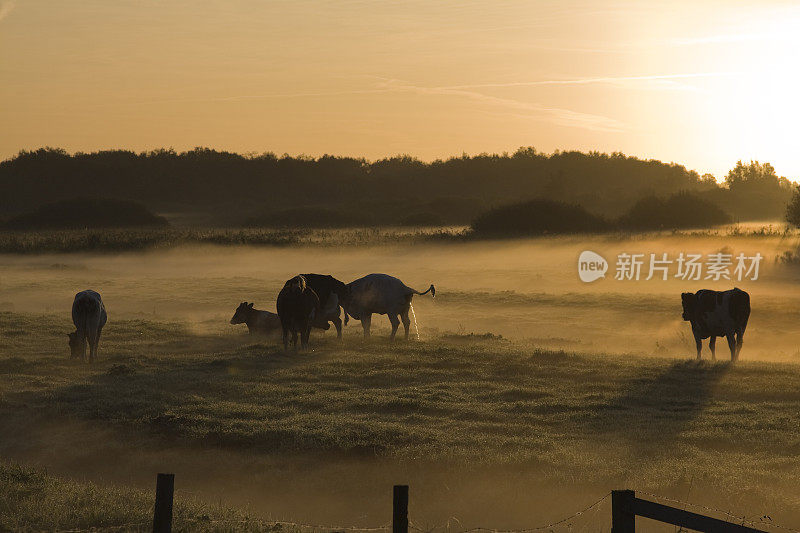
[153,473,175,533]
[611,490,635,533]
[393,485,409,533]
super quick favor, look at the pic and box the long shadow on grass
[590,359,730,455]
[0,336,416,456]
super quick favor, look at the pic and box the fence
[142,475,799,533]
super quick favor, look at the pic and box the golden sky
[2,0,799,178]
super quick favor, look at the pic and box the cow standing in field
[68,289,107,363]
[681,288,750,361]
[230,302,281,335]
[301,273,348,339]
[344,273,435,340]
[276,275,320,351]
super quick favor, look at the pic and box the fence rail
[108,475,795,533]
[612,490,767,533]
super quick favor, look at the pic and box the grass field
[3,233,800,531]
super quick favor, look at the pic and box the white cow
[344,274,435,339]
[69,290,107,363]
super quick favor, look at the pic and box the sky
[2,0,799,179]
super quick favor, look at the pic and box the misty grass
[4,312,800,529]
[0,460,292,532]
[2,223,798,254]
[0,226,470,253]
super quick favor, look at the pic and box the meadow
[3,229,800,531]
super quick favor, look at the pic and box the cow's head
[680,292,697,321]
[67,331,82,358]
[231,302,254,324]
[284,275,307,292]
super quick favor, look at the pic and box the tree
[726,160,780,188]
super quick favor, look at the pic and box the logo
[578,250,608,282]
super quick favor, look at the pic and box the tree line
[0,147,794,226]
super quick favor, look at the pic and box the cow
[230,302,281,335]
[343,273,435,340]
[681,288,750,361]
[276,275,320,351]
[301,273,348,339]
[68,289,107,363]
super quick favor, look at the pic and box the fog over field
[3,233,800,529]
[4,232,800,359]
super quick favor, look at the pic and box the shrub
[618,192,731,230]
[2,198,168,230]
[471,199,609,236]
[786,185,800,228]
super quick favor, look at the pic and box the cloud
[374,78,626,133]
[441,72,734,91]
[106,75,628,133]
[670,33,786,46]
[0,1,15,22]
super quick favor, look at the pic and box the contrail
[441,72,737,90]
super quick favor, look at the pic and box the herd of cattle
[68,273,436,361]
[67,278,750,362]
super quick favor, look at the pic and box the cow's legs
[95,327,103,361]
[388,314,400,340]
[89,336,97,363]
[282,327,290,351]
[694,335,702,360]
[291,329,299,350]
[332,316,343,340]
[361,314,372,338]
[726,333,736,361]
[709,336,716,361]
[301,323,311,350]
[89,328,102,363]
[735,330,744,361]
[401,309,411,340]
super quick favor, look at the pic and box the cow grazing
[681,288,750,361]
[276,275,321,351]
[68,289,107,363]
[301,273,348,339]
[344,273,435,340]
[230,302,281,335]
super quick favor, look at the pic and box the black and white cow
[681,288,750,361]
[343,273,435,340]
[69,289,107,363]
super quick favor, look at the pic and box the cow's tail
[737,289,751,334]
[414,284,435,297]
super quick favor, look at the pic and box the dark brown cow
[681,288,750,361]
[69,289,107,363]
[276,275,320,351]
[300,273,349,339]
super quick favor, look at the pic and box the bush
[2,198,168,230]
[786,185,800,227]
[471,199,609,236]
[618,192,731,230]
